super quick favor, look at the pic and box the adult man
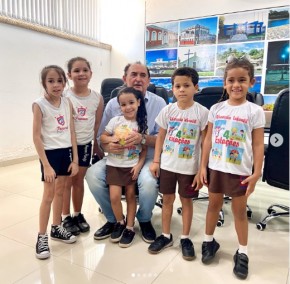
[86,61,167,243]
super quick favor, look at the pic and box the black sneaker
[233,250,249,279]
[139,221,156,243]
[201,238,220,264]
[62,216,80,236]
[35,233,50,260]
[110,222,126,243]
[50,225,77,244]
[73,213,90,233]
[94,221,116,240]
[119,228,135,248]
[148,234,173,254]
[180,238,195,261]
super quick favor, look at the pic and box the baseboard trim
[0,155,38,167]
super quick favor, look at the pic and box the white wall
[145,0,289,23]
[0,23,110,164]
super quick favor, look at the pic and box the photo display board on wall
[145,6,289,110]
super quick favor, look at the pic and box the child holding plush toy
[100,87,148,248]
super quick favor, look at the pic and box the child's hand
[43,165,56,183]
[200,167,208,186]
[192,173,203,191]
[111,135,120,143]
[68,162,79,177]
[241,173,261,197]
[149,162,160,178]
[131,164,142,180]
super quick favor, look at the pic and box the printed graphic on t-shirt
[128,147,140,160]
[178,144,194,159]
[76,106,88,121]
[55,114,69,133]
[212,116,248,166]
[164,120,198,159]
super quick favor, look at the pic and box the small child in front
[148,67,208,260]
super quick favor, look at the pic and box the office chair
[110,83,169,104]
[176,86,262,225]
[100,78,124,107]
[256,88,289,230]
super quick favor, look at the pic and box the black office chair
[256,88,289,230]
[110,83,169,104]
[100,78,124,107]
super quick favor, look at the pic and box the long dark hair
[117,87,148,134]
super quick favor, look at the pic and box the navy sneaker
[119,228,135,248]
[139,221,156,243]
[148,234,173,254]
[201,238,220,264]
[110,222,126,243]
[180,238,195,261]
[94,221,116,240]
[233,250,249,279]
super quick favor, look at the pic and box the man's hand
[124,131,142,147]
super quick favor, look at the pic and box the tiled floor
[0,160,289,284]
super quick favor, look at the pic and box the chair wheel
[217,219,224,227]
[256,222,266,231]
[177,207,182,215]
[267,208,276,215]
[247,210,253,219]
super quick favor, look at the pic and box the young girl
[200,58,265,279]
[62,57,104,235]
[33,65,78,259]
[100,87,148,248]
[148,67,208,260]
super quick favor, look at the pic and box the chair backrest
[262,88,289,190]
[147,83,169,104]
[174,86,264,110]
[110,83,169,104]
[100,78,124,107]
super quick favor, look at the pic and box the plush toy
[114,125,132,146]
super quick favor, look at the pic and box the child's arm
[68,100,79,176]
[149,127,167,178]
[192,125,208,190]
[131,145,148,180]
[242,127,264,197]
[32,104,56,183]
[100,130,119,144]
[200,122,213,185]
[92,96,104,159]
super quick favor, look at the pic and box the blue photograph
[146,49,178,77]
[267,7,289,40]
[218,10,267,43]
[179,17,218,46]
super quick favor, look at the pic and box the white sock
[180,235,189,239]
[73,212,80,217]
[204,234,214,242]
[238,245,248,255]
[162,233,171,239]
[62,214,70,220]
[126,226,134,231]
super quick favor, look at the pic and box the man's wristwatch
[141,134,146,145]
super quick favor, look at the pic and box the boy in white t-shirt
[148,67,208,260]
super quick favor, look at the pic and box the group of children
[33,57,264,280]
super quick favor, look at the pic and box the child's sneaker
[110,222,126,242]
[62,216,80,236]
[233,250,249,279]
[35,233,50,259]
[180,238,195,261]
[73,213,90,233]
[119,228,135,248]
[50,225,77,244]
[148,234,173,254]
[201,238,220,263]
